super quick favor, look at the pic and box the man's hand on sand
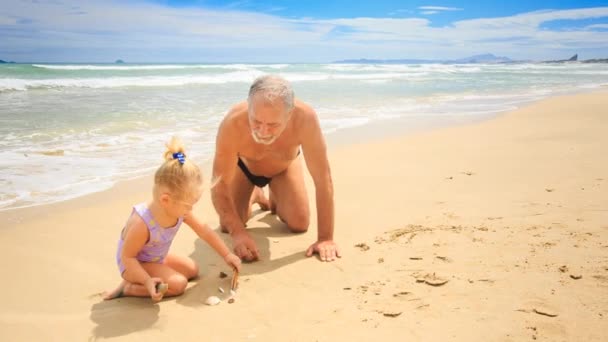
[232,231,260,262]
[306,240,341,262]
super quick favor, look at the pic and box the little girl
[104,137,241,301]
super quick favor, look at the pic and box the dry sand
[1,90,607,341]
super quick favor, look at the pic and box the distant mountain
[582,58,608,63]
[333,53,513,64]
[0,59,6,63]
[115,59,125,64]
[334,58,437,64]
[449,53,513,64]
[542,54,578,63]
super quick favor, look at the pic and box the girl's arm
[184,213,241,271]
[121,215,162,298]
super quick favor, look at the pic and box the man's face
[248,95,290,145]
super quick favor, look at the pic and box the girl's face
[169,192,201,218]
[158,185,202,219]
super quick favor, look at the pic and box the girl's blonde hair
[154,136,203,200]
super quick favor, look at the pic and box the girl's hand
[224,253,242,272]
[144,277,165,302]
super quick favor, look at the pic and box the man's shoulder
[294,99,315,115]
[226,101,248,119]
[292,99,318,123]
[291,99,319,130]
[220,101,248,128]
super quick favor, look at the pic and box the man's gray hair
[248,75,294,114]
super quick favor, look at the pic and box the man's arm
[211,117,245,236]
[300,105,341,261]
[210,114,260,261]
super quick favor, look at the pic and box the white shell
[218,287,225,293]
[204,295,221,305]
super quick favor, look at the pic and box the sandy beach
[1,90,607,341]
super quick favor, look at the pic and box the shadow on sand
[89,298,160,340]
[176,209,308,307]
[89,210,305,338]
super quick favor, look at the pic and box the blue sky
[1,0,608,62]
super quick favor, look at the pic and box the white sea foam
[0,71,438,91]
[2,62,608,210]
[31,63,290,71]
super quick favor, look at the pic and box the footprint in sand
[355,243,370,251]
[518,300,559,318]
[435,256,453,263]
[486,216,503,221]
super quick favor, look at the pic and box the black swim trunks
[238,157,271,187]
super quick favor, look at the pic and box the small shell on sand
[228,298,235,304]
[231,269,239,290]
[204,296,221,306]
[218,287,225,293]
[413,272,449,286]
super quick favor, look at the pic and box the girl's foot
[103,281,126,300]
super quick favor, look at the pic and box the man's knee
[284,211,310,233]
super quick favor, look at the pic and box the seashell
[204,296,221,306]
[155,283,169,295]
[231,269,239,291]
[228,298,235,304]
[218,287,225,293]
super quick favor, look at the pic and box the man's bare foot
[103,281,126,300]
[252,187,270,211]
[269,191,276,214]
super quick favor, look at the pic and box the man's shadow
[175,209,307,307]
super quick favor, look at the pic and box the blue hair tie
[172,152,186,165]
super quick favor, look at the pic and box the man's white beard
[251,131,277,145]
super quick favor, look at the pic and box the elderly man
[211,75,340,262]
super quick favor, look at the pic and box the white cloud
[587,23,608,29]
[418,6,463,11]
[421,11,439,15]
[0,14,18,25]
[1,1,608,62]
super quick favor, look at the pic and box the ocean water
[1,62,607,210]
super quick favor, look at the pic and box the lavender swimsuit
[116,203,184,274]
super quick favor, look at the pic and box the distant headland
[333,53,608,64]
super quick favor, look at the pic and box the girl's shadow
[89,298,160,340]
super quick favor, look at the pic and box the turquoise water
[1,62,607,210]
